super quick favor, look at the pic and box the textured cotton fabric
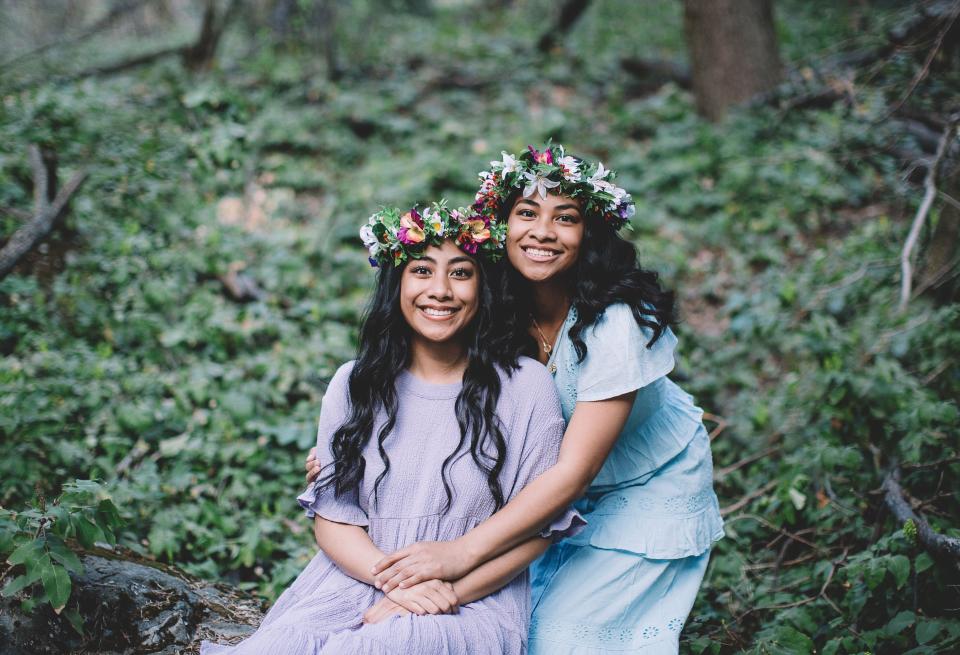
[201,356,583,655]
[529,303,724,654]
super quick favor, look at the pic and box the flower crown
[473,143,636,230]
[360,201,507,267]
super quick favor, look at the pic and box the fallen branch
[702,412,728,441]
[0,166,88,280]
[715,445,781,481]
[882,466,960,559]
[720,480,777,517]
[537,0,592,51]
[899,121,957,311]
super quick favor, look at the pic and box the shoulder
[502,356,556,390]
[585,302,672,348]
[498,356,561,408]
[325,360,357,398]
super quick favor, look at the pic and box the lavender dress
[201,357,582,655]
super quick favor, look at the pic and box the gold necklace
[530,315,555,354]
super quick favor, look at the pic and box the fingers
[415,593,441,615]
[433,580,459,611]
[304,447,317,471]
[372,548,409,575]
[305,463,321,484]
[380,566,416,593]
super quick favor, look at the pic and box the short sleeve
[576,303,677,402]
[508,361,586,542]
[296,361,369,527]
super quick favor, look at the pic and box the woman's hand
[362,597,410,624]
[372,541,474,593]
[384,579,460,616]
[304,446,321,484]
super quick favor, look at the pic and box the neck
[530,277,572,325]
[407,337,469,384]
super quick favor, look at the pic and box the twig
[715,445,781,481]
[899,121,957,311]
[903,455,960,471]
[0,163,88,280]
[0,206,31,221]
[28,145,49,213]
[883,466,960,559]
[725,513,828,554]
[702,412,728,441]
[884,0,960,120]
[720,480,777,516]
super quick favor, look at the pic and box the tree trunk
[918,162,960,304]
[682,0,782,122]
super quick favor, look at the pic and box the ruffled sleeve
[576,303,677,402]
[296,361,369,527]
[508,359,586,542]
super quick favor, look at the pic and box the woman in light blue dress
[309,144,723,653]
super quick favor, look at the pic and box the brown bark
[682,0,783,122]
[918,162,960,303]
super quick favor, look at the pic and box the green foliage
[0,1,957,652]
[0,480,122,628]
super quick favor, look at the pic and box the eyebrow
[515,198,582,213]
[416,255,475,265]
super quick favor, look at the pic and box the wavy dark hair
[497,186,676,362]
[316,253,520,513]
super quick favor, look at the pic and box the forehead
[514,192,582,211]
[419,239,478,263]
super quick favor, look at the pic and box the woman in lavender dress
[201,203,581,655]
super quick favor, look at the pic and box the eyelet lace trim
[530,617,685,647]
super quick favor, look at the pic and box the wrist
[455,535,483,571]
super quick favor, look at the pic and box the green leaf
[864,557,886,589]
[888,554,910,589]
[772,626,814,654]
[885,610,915,637]
[916,619,942,645]
[1,567,41,597]
[64,608,85,636]
[73,517,105,548]
[915,552,934,573]
[6,539,43,566]
[41,562,71,613]
[47,535,84,575]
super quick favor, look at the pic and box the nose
[529,215,557,241]
[427,271,453,300]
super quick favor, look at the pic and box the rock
[0,546,264,654]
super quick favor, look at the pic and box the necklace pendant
[548,363,557,374]
[543,343,552,354]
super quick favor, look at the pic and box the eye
[555,213,579,224]
[410,265,431,276]
[516,209,537,219]
[450,267,474,279]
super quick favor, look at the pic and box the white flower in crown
[588,162,614,193]
[523,171,561,200]
[558,155,582,182]
[493,152,519,175]
[423,206,444,236]
[359,223,379,256]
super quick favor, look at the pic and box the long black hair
[316,253,520,513]
[497,187,676,362]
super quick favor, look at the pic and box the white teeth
[525,248,558,257]
[423,307,455,316]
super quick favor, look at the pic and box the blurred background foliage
[1,0,959,652]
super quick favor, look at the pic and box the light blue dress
[529,303,724,654]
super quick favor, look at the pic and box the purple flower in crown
[528,145,553,165]
[397,209,426,245]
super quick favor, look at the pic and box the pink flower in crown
[528,145,553,165]
[398,209,425,245]
[464,217,491,243]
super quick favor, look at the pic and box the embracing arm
[452,536,551,604]
[373,392,635,591]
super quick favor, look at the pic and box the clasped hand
[363,579,459,624]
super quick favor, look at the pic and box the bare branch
[899,122,957,311]
[883,466,960,559]
[0,165,88,280]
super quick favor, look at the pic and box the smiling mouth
[419,306,459,319]
[521,246,561,261]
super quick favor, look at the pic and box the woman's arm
[313,516,384,586]
[451,535,551,604]
[373,392,635,592]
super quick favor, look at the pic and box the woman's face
[505,192,585,283]
[400,239,480,345]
